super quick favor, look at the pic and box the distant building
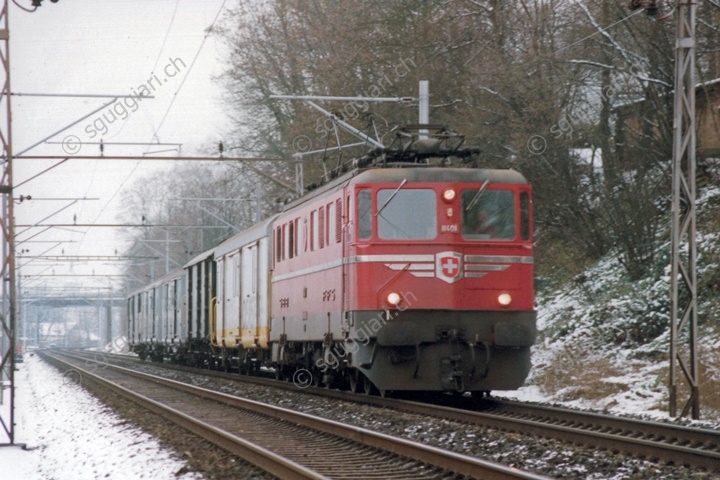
[613,78,720,159]
[697,78,720,159]
[614,78,720,182]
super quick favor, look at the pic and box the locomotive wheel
[323,370,339,389]
[348,370,360,394]
[362,374,376,396]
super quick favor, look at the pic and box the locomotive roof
[349,167,528,185]
[282,167,527,212]
[214,215,277,258]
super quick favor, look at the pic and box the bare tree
[173,0,720,282]
[118,162,287,291]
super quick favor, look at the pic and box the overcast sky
[11,0,230,294]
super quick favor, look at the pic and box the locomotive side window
[311,209,318,250]
[303,218,309,252]
[293,218,299,257]
[335,198,342,243]
[326,202,334,246]
[357,190,372,240]
[282,223,288,260]
[275,227,282,263]
[520,191,531,241]
[318,206,325,249]
[461,189,515,240]
[377,189,436,240]
[288,220,295,259]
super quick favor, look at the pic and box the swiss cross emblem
[435,251,463,284]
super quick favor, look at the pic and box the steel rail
[45,351,550,480]
[41,352,328,480]
[89,350,720,472]
[486,398,720,452]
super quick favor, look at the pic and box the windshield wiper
[465,179,490,211]
[375,179,408,217]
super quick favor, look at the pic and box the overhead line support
[669,0,699,420]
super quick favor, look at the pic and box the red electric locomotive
[128,129,536,397]
[271,162,535,395]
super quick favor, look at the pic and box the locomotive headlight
[387,292,401,306]
[442,188,456,202]
[497,293,512,307]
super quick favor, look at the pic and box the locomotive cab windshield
[356,181,527,243]
[377,188,437,240]
[461,189,516,240]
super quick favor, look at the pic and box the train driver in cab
[463,207,496,238]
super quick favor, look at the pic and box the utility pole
[669,0,699,419]
[0,0,17,446]
[1,0,64,445]
[630,0,701,421]
[418,80,429,139]
[628,0,700,420]
[106,286,113,347]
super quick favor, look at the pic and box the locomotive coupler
[440,354,465,392]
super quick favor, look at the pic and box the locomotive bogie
[358,342,533,393]
[340,309,535,392]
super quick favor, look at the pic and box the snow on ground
[497,225,720,426]
[494,255,681,420]
[0,354,205,480]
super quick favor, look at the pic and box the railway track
[472,398,720,470]
[41,350,549,480]
[90,350,720,472]
[61,349,720,473]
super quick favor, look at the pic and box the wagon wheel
[239,362,249,376]
[312,368,323,387]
